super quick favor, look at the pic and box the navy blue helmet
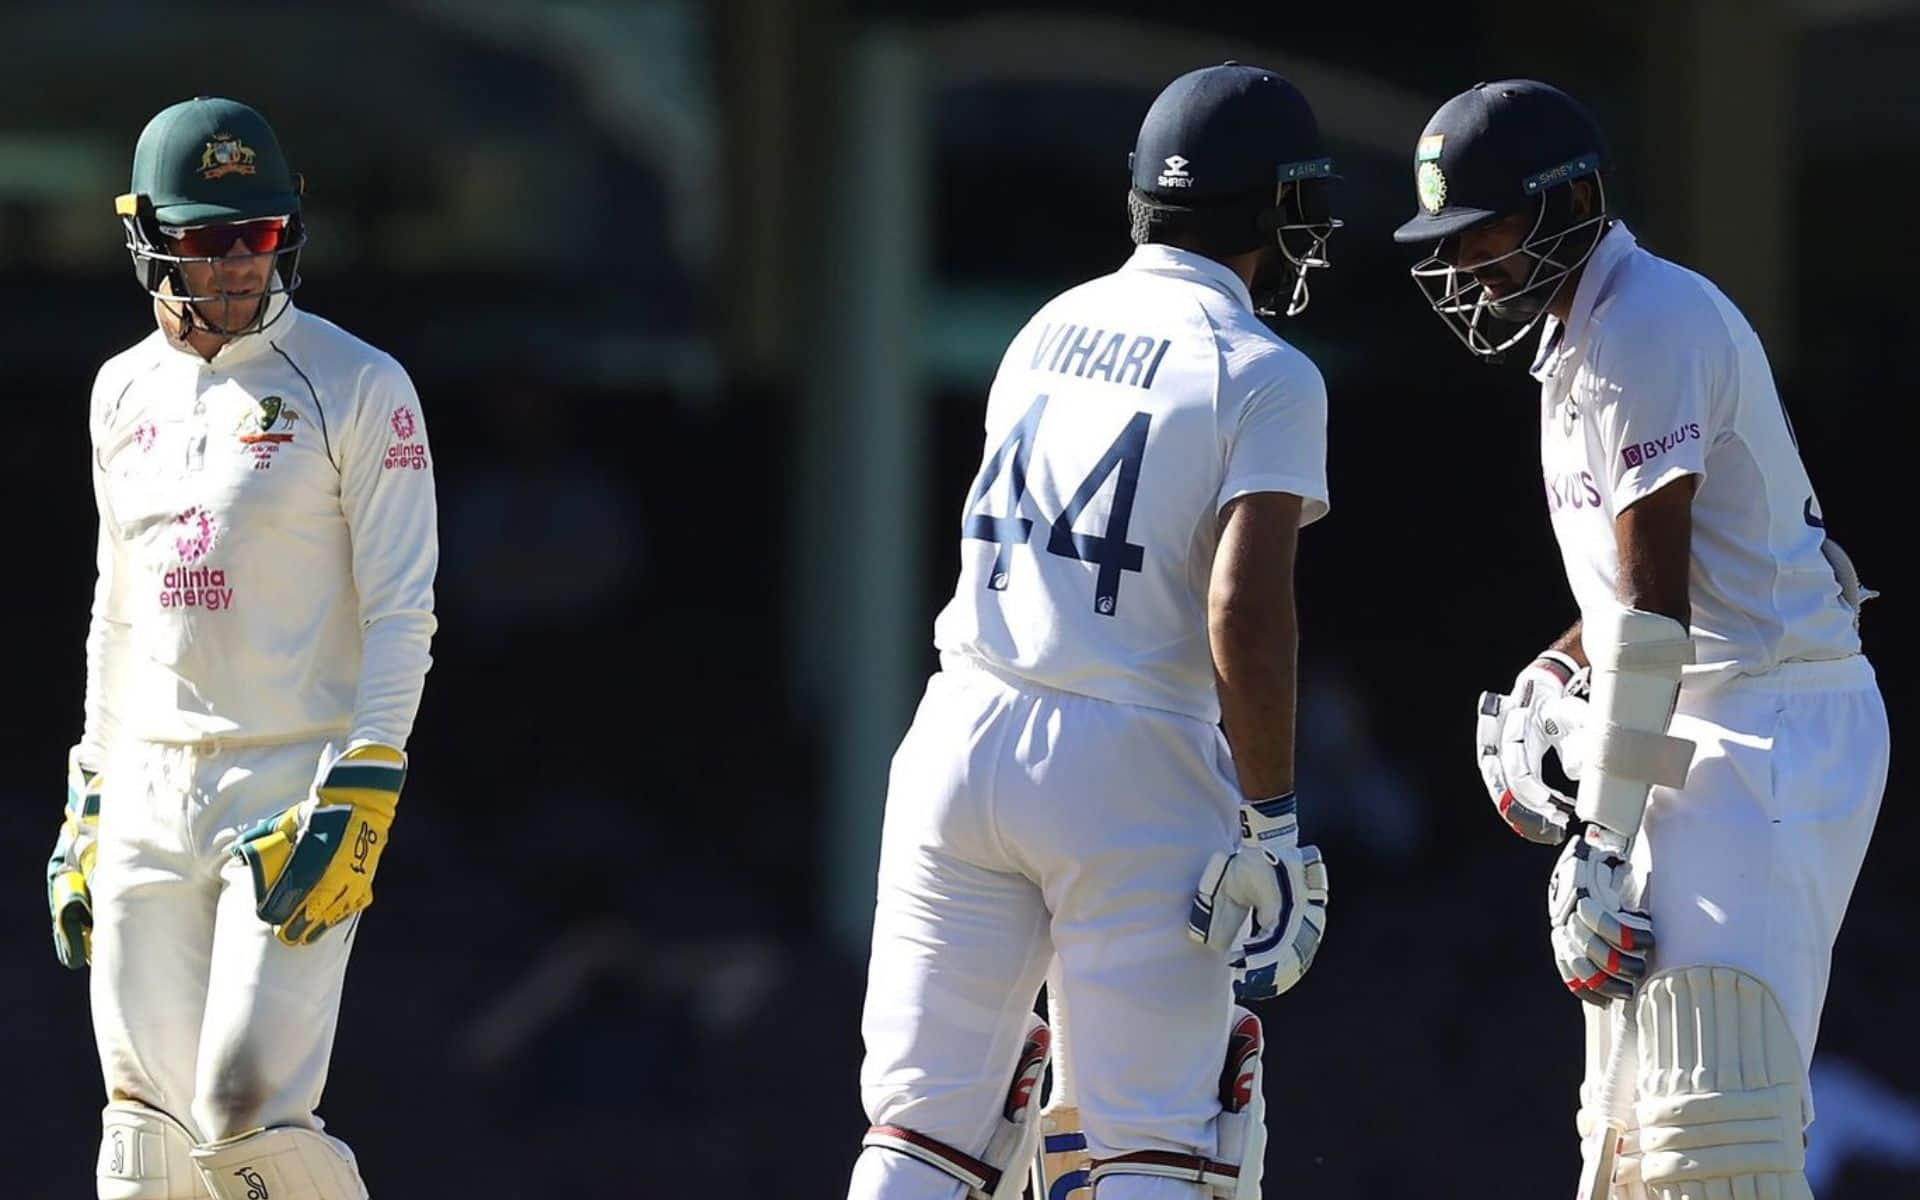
[1394,80,1612,358]
[1128,63,1339,317]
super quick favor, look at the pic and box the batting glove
[1188,794,1329,1002]
[234,742,405,947]
[1547,825,1653,1006]
[1476,652,1590,844]
[46,752,103,970]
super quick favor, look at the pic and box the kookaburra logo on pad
[1157,155,1193,189]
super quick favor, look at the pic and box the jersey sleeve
[338,357,439,750]
[1589,317,1715,513]
[76,396,131,775]
[1218,351,1330,526]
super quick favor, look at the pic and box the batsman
[45,97,437,1199]
[1393,81,1888,1198]
[849,63,1336,1200]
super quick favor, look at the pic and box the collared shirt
[79,301,438,761]
[932,243,1329,721]
[1532,222,1858,681]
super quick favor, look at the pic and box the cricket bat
[1031,962,1091,1200]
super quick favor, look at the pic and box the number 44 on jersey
[962,394,1151,617]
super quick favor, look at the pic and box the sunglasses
[160,217,290,258]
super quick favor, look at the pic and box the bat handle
[1046,960,1074,1106]
[1575,996,1636,1200]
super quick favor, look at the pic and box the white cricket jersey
[932,244,1330,722]
[77,298,438,765]
[1532,223,1859,683]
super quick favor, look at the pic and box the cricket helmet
[1128,62,1340,317]
[116,96,305,336]
[1393,79,1611,359]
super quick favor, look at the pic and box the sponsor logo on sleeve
[382,404,429,471]
[1620,422,1701,470]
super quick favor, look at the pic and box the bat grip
[1046,960,1074,1106]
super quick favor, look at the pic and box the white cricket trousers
[850,657,1241,1200]
[91,737,358,1154]
[1581,655,1889,1128]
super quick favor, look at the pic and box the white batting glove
[1188,794,1329,1002]
[1547,825,1654,1006]
[1475,652,1590,844]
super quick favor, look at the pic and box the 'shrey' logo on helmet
[1157,155,1193,189]
[199,134,258,180]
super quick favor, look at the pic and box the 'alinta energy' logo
[383,404,428,471]
[160,507,234,611]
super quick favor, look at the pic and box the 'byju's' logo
[1620,422,1701,471]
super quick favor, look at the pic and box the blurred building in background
[2,1,1913,1195]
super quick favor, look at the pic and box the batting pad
[1634,965,1812,1200]
[98,1100,206,1200]
[191,1125,367,1200]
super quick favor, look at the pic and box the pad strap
[1589,724,1695,789]
[1089,1150,1239,1190]
[863,1125,1001,1196]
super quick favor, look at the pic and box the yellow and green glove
[47,753,104,970]
[233,742,405,947]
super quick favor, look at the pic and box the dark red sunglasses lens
[169,219,288,257]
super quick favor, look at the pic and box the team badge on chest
[235,395,300,469]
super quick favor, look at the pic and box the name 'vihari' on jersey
[1027,323,1174,390]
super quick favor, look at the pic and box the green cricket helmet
[115,96,306,334]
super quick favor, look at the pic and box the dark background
[2,1,1914,1196]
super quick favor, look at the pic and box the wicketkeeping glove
[46,752,104,970]
[1547,825,1653,1005]
[233,742,405,947]
[1188,794,1329,1002]
[1476,652,1590,844]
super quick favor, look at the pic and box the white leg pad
[1089,1008,1265,1200]
[98,1100,209,1200]
[1634,966,1812,1200]
[863,1015,1051,1200]
[190,1126,367,1200]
